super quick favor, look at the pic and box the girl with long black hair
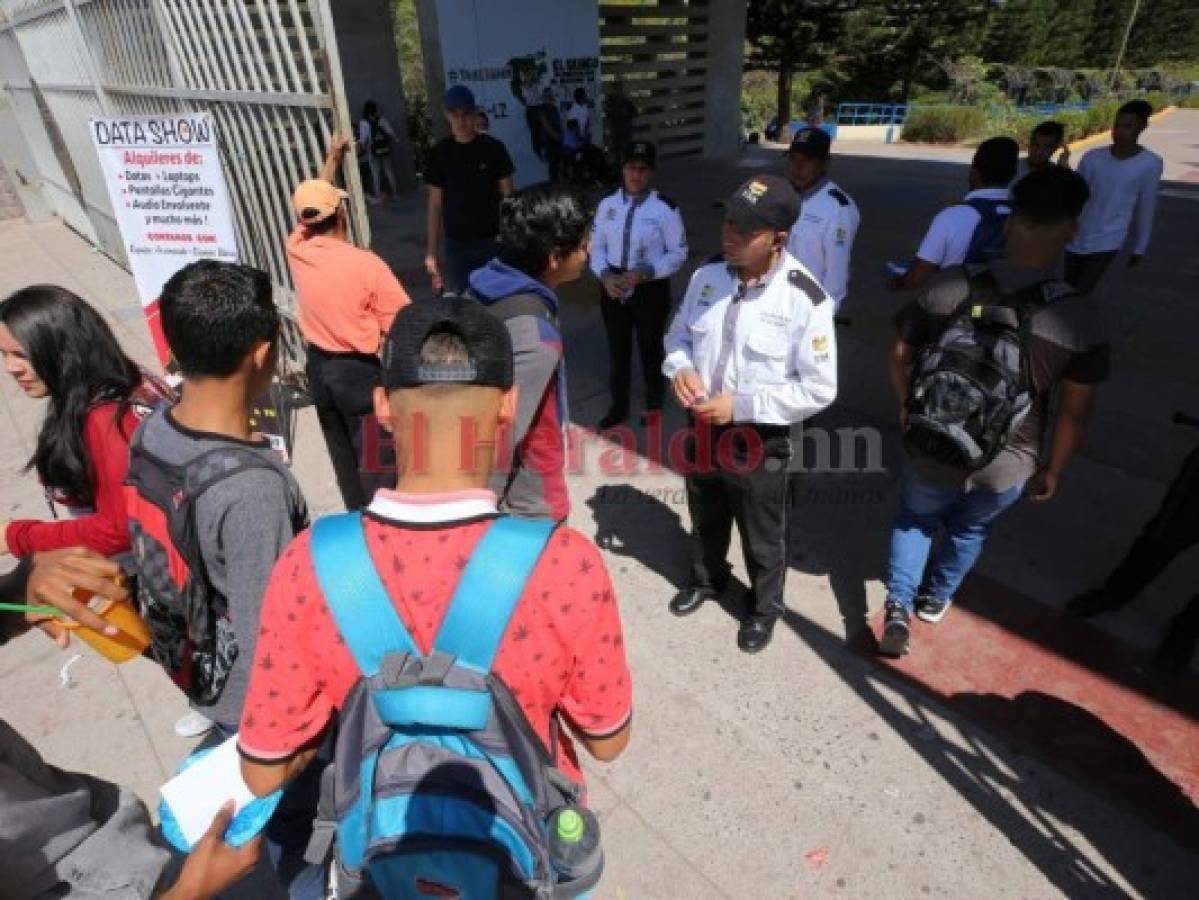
[0,285,170,558]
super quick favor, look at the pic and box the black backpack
[903,268,1071,471]
[962,197,1012,264]
[367,117,391,158]
[124,441,305,705]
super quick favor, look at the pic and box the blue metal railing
[835,102,910,126]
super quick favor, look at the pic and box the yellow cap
[292,179,349,224]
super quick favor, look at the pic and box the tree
[983,0,1053,65]
[1126,0,1199,66]
[746,1,852,135]
[1040,0,1097,69]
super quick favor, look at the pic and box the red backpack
[124,439,304,705]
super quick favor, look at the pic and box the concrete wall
[702,0,747,158]
[415,0,449,141]
[331,0,418,190]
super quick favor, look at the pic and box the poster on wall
[89,114,292,462]
[89,114,238,365]
[435,0,602,187]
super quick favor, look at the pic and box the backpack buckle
[378,650,457,688]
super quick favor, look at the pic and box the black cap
[623,140,657,167]
[381,297,514,390]
[724,175,800,234]
[788,127,831,159]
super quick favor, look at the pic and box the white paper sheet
[159,735,257,847]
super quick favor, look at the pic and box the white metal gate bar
[0,0,364,374]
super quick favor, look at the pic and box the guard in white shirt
[887,137,1019,292]
[785,127,860,313]
[591,140,688,428]
[663,175,838,653]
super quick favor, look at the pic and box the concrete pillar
[330,0,418,190]
[414,0,448,141]
[702,0,747,158]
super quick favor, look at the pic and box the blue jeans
[886,470,1024,610]
[444,235,498,295]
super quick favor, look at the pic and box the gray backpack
[303,512,602,899]
[903,268,1069,471]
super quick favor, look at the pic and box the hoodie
[469,259,570,521]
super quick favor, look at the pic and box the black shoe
[598,407,628,431]
[1065,588,1126,618]
[879,601,911,657]
[915,595,951,623]
[670,586,717,617]
[737,617,776,654]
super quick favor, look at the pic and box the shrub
[901,105,986,143]
[1179,94,1199,109]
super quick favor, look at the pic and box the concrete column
[702,0,747,158]
[330,0,418,190]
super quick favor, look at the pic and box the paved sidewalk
[3,117,1198,898]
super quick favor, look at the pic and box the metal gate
[0,0,366,372]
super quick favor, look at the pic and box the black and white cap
[382,297,514,390]
[724,175,800,233]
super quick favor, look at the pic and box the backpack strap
[309,512,417,677]
[481,291,558,327]
[432,516,557,674]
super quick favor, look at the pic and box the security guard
[785,127,860,314]
[663,175,838,653]
[590,140,687,429]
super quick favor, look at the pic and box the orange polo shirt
[287,226,411,354]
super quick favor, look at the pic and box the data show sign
[90,114,238,365]
[435,0,602,186]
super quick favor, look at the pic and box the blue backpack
[962,196,1012,264]
[305,512,602,899]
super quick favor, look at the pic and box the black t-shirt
[894,261,1110,491]
[425,134,515,241]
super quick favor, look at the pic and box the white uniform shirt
[1069,146,1163,255]
[663,250,838,425]
[915,187,1010,267]
[590,189,688,286]
[567,103,591,140]
[786,177,860,309]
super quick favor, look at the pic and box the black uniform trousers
[600,277,672,413]
[685,421,792,621]
[1102,443,1199,603]
[305,344,390,511]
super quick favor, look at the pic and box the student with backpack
[123,262,317,895]
[356,100,397,203]
[236,298,632,899]
[887,137,1019,293]
[468,182,594,521]
[881,167,1108,657]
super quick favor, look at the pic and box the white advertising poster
[90,114,238,363]
[436,0,602,187]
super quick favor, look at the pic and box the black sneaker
[915,595,951,623]
[879,602,911,657]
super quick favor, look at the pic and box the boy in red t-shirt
[237,297,632,799]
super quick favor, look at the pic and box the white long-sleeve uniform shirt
[1069,145,1163,255]
[590,189,688,286]
[785,177,860,309]
[663,251,838,425]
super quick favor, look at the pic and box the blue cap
[444,85,476,111]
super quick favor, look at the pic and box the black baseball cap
[724,175,800,234]
[624,140,657,167]
[382,297,513,390]
[788,127,831,158]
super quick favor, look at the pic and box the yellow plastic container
[60,592,151,663]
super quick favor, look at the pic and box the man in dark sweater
[425,85,516,294]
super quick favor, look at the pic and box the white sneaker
[174,710,215,738]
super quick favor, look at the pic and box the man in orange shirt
[288,136,411,509]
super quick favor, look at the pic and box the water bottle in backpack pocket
[903,269,1068,472]
[305,513,604,899]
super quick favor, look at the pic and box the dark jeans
[1064,250,1117,295]
[599,278,671,413]
[685,423,792,621]
[444,235,498,295]
[305,344,389,511]
[543,145,562,181]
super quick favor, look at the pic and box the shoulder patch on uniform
[828,187,850,207]
[789,268,825,304]
[657,193,678,210]
[705,252,725,265]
